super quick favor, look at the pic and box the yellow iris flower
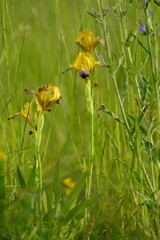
[19,102,32,124]
[76,30,101,53]
[72,52,99,78]
[34,84,61,111]
[8,102,32,125]
[73,52,99,72]
[8,83,61,129]
[62,52,106,79]
[62,30,109,79]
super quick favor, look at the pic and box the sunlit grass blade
[53,166,61,209]
[63,194,102,224]
[17,167,25,187]
[27,163,36,191]
[0,162,5,226]
[137,39,150,54]
[62,172,88,215]
[98,104,125,125]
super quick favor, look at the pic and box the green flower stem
[34,112,44,212]
[85,79,94,199]
[85,79,93,115]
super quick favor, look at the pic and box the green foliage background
[0,0,160,239]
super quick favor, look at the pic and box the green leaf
[99,105,125,125]
[94,116,102,133]
[143,140,158,161]
[127,113,136,123]
[96,51,108,66]
[102,8,109,17]
[87,11,99,19]
[139,125,147,136]
[113,56,124,74]
[116,158,141,183]
[0,174,5,223]
[27,163,36,190]
[136,191,153,203]
[120,82,128,102]
[17,167,25,187]
[154,0,160,6]
[63,194,102,224]
[0,162,5,213]
[62,172,88,215]
[124,31,135,47]
[56,135,72,161]
[112,0,123,12]
[53,167,61,208]
[138,75,153,101]
[87,9,103,24]
[137,39,150,54]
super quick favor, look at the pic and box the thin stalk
[34,113,44,213]
[37,150,43,211]
[2,0,11,93]
[118,4,133,65]
[112,74,131,135]
[84,79,95,233]
[97,0,132,137]
[118,5,142,101]
[144,9,156,85]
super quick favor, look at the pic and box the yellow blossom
[34,84,61,111]
[72,52,100,79]
[73,52,99,72]
[8,102,32,125]
[19,102,32,124]
[64,188,72,196]
[76,30,101,53]
[63,178,76,188]
[63,177,76,195]
[62,30,109,78]
[0,151,7,160]
[8,84,61,133]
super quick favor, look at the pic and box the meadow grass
[0,0,160,239]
